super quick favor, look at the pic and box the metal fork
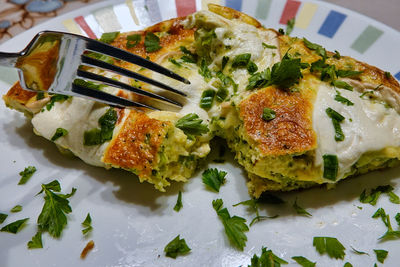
[0,31,189,110]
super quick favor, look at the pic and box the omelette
[3,4,400,198]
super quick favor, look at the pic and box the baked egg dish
[3,4,400,198]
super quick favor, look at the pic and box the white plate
[1,0,400,266]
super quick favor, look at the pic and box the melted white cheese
[313,83,400,180]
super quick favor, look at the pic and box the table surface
[0,0,398,45]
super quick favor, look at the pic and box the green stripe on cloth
[351,25,383,54]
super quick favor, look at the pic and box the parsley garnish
[336,70,363,78]
[221,56,229,70]
[303,38,326,58]
[213,199,249,250]
[84,108,117,146]
[51,128,68,142]
[233,199,278,226]
[322,154,338,180]
[247,53,302,90]
[286,18,295,36]
[344,262,353,267]
[374,249,388,263]
[82,213,93,235]
[372,208,400,240]
[292,198,311,217]
[202,168,227,192]
[313,236,346,259]
[27,231,43,249]
[45,94,69,111]
[99,31,119,44]
[10,205,22,213]
[333,50,341,59]
[18,166,37,185]
[384,71,391,79]
[175,113,209,139]
[180,46,197,63]
[331,80,353,91]
[36,180,76,238]
[164,235,191,258]
[126,33,141,48]
[231,53,258,74]
[0,218,29,234]
[144,32,162,52]
[173,191,183,212]
[198,59,213,80]
[0,213,7,224]
[216,71,238,92]
[199,89,215,110]
[249,247,288,266]
[359,185,398,205]
[350,246,369,255]
[262,107,276,121]
[335,94,354,106]
[395,213,400,226]
[262,43,277,49]
[326,107,345,142]
[291,256,316,267]
[168,58,182,67]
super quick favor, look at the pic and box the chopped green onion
[323,154,338,180]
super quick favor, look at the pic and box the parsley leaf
[164,235,191,258]
[126,34,141,48]
[233,199,278,226]
[292,198,312,217]
[180,46,197,63]
[18,166,36,185]
[10,205,22,213]
[388,191,400,204]
[99,32,119,44]
[262,107,276,121]
[173,191,183,212]
[45,94,69,111]
[0,213,7,224]
[84,108,117,146]
[313,236,346,259]
[395,213,400,227]
[331,80,353,91]
[249,247,288,267]
[51,128,68,142]
[359,185,395,205]
[335,94,354,106]
[0,218,29,234]
[350,246,369,255]
[202,168,227,192]
[175,113,209,139]
[336,70,363,78]
[37,180,76,238]
[286,18,295,36]
[374,249,388,263]
[344,262,353,267]
[247,53,302,90]
[372,208,400,240]
[82,213,93,235]
[144,32,162,52]
[213,199,249,250]
[262,43,277,49]
[291,256,316,267]
[27,231,43,249]
[303,38,326,58]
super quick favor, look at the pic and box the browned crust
[102,110,170,177]
[239,87,316,156]
[3,82,36,105]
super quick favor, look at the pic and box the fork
[0,31,189,110]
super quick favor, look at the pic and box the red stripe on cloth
[279,0,301,24]
[175,0,196,17]
[74,16,97,39]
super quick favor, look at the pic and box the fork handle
[0,52,20,68]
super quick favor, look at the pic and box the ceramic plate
[1,0,400,266]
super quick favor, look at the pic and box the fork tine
[85,39,190,85]
[72,83,159,110]
[77,69,183,107]
[81,55,186,97]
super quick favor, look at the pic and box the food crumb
[80,240,95,259]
